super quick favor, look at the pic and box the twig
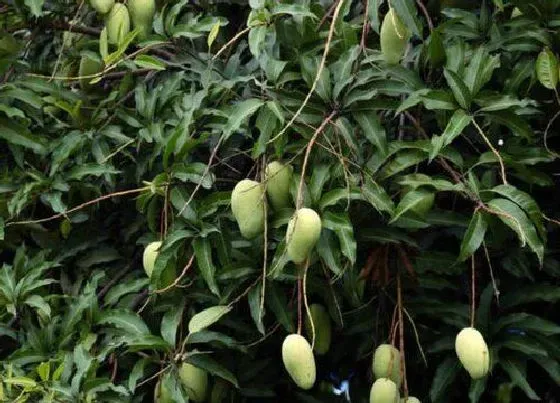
[296,110,337,208]
[243,323,281,347]
[303,262,315,348]
[268,0,344,145]
[483,241,500,304]
[136,365,171,388]
[228,275,263,307]
[402,307,427,366]
[98,265,131,300]
[297,275,303,335]
[472,118,508,185]
[7,187,149,226]
[415,0,433,31]
[470,255,476,327]
[153,255,195,294]
[212,26,252,61]
[260,159,268,320]
[49,20,101,36]
[360,0,370,51]
[177,136,222,216]
[543,109,560,158]
[397,275,408,398]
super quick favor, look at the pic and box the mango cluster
[230,162,322,264]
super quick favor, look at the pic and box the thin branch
[472,118,508,185]
[7,187,150,227]
[268,0,344,145]
[296,110,338,208]
[360,0,370,51]
[303,262,315,348]
[397,275,408,398]
[153,255,195,294]
[483,241,500,304]
[416,0,434,31]
[212,26,252,61]
[470,255,476,327]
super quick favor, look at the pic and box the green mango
[304,304,332,355]
[154,380,173,403]
[373,344,401,386]
[285,208,322,264]
[231,179,265,239]
[370,378,399,403]
[106,3,130,45]
[127,0,156,39]
[380,8,410,65]
[179,363,208,402]
[78,51,103,90]
[90,0,114,14]
[282,334,316,390]
[400,397,421,403]
[455,327,490,379]
[265,161,293,211]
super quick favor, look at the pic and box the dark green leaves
[536,49,558,89]
[458,210,488,262]
[430,109,471,160]
[443,69,471,109]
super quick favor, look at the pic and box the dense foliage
[1,0,560,402]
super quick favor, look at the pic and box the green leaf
[353,111,388,156]
[24,0,44,17]
[487,198,544,265]
[430,109,471,160]
[430,356,461,402]
[188,305,232,334]
[36,362,50,382]
[134,55,166,71]
[186,354,239,388]
[270,4,318,19]
[248,25,266,58]
[532,355,560,384]
[494,313,560,337]
[361,178,395,215]
[443,69,472,109]
[161,303,185,345]
[464,46,500,96]
[193,237,220,296]
[97,310,150,335]
[500,359,540,400]
[321,211,357,264]
[4,377,37,388]
[0,118,46,154]
[223,99,264,139]
[536,48,558,89]
[24,295,51,318]
[458,211,488,262]
[207,22,220,48]
[487,184,545,241]
[390,189,434,223]
[265,283,294,333]
[319,188,363,210]
[501,284,560,309]
[391,0,422,38]
[469,377,487,403]
[248,284,265,334]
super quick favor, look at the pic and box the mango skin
[370,378,399,403]
[380,8,410,65]
[286,208,322,264]
[127,0,156,39]
[90,0,114,14]
[106,3,131,45]
[231,180,265,239]
[179,363,208,403]
[304,304,332,355]
[400,398,421,403]
[265,161,293,211]
[373,344,401,387]
[282,334,316,390]
[455,327,490,379]
[78,52,103,90]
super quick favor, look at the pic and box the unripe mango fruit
[128,0,156,39]
[282,334,316,390]
[455,327,490,379]
[106,3,130,45]
[179,363,208,402]
[78,51,103,90]
[286,208,322,263]
[370,378,399,403]
[373,344,401,386]
[380,8,410,65]
[400,397,421,403]
[231,180,265,239]
[304,304,332,355]
[90,0,114,14]
[265,161,293,211]
[143,241,162,277]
